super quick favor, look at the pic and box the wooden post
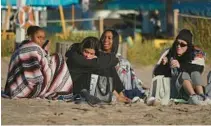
[2,5,11,39]
[16,0,26,49]
[34,7,39,26]
[59,5,67,39]
[173,9,179,38]
[71,4,75,28]
[99,17,104,37]
[56,42,73,57]
[122,42,128,59]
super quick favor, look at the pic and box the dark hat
[176,29,193,44]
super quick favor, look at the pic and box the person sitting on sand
[4,26,73,99]
[153,29,211,105]
[65,36,131,104]
[99,29,147,99]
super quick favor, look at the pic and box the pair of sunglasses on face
[176,41,188,47]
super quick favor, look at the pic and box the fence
[178,13,211,60]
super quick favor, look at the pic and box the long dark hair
[79,36,100,56]
[99,29,119,54]
[27,25,43,38]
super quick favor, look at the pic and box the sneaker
[204,97,211,105]
[188,94,207,105]
[198,94,211,105]
[146,97,160,106]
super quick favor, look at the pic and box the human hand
[86,55,97,60]
[43,40,50,52]
[162,57,168,65]
[170,59,180,68]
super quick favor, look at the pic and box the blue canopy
[173,2,211,17]
[1,0,79,6]
[105,0,211,17]
[105,0,165,10]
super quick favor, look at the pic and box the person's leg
[113,90,131,103]
[195,86,204,94]
[112,68,131,103]
[181,72,196,95]
[182,71,208,105]
[73,74,90,95]
[180,72,202,105]
[183,80,196,95]
[191,71,204,95]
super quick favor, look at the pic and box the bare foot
[117,96,131,103]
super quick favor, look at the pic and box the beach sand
[1,57,211,125]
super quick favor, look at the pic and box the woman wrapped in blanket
[99,29,147,100]
[4,26,73,99]
[154,29,211,105]
[65,36,131,104]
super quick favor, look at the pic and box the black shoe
[80,89,101,107]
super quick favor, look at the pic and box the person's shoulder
[19,40,42,51]
[116,53,130,63]
[65,43,80,57]
[69,43,80,51]
[193,46,206,58]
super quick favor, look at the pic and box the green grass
[2,21,211,66]
[179,17,211,64]
[1,31,99,56]
[127,40,171,66]
[47,31,99,53]
[127,17,211,66]
[1,39,15,57]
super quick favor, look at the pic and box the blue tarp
[1,0,79,6]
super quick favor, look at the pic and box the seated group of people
[4,26,211,106]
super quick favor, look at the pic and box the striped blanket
[4,41,73,99]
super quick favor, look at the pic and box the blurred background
[1,0,211,65]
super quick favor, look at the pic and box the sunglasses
[176,42,187,47]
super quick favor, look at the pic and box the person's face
[83,48,96,59]
[32,30,46,47]
[176,39,188,56]
[102,31,113,53]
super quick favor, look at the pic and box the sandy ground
[1,57,211,125]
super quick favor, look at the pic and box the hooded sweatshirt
[65,43,124,94]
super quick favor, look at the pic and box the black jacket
[65,43,123,94]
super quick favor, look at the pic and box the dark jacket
[65,43,123,94]
[154,47,205,77]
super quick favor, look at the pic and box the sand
[1,57,211,125]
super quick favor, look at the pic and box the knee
[191,71,203,85]
[179,72,191,84]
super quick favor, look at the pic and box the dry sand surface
[1,57,211,125]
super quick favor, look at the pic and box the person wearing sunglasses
[153,29,211,105]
